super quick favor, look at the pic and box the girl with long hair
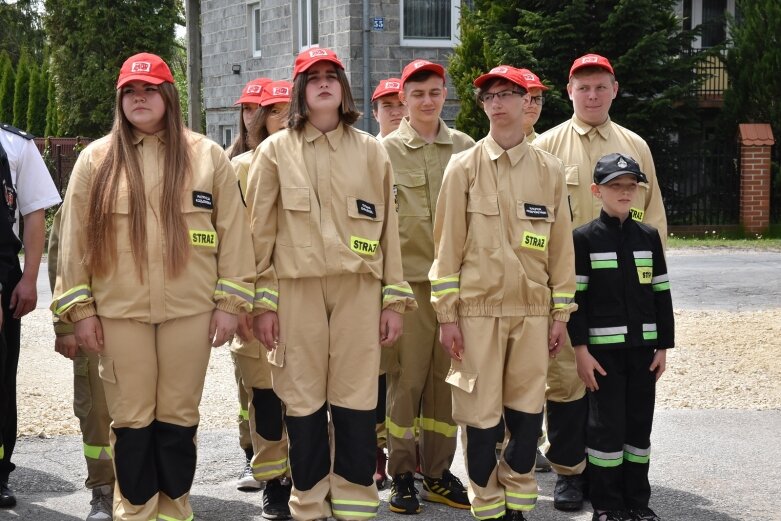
[227,77,272,159]
[52,52,255,521]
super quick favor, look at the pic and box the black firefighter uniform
[567,210,674,511]
[381,117,475,480]
[429,135,577,520]
[245,122,417,521]
[52,130,255,521]
[533,115,667,475]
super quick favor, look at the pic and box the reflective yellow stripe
[386,417,416,440]
[252,457,289,479]
[158,514,193,521]
[53,284,91,315]
[215,278,254,302]
[83,443,113,460]
[472,500,506,520]
[239,407,249,421]
[331,498,379,518]
[418,416,458,438]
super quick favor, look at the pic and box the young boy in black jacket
[568,153,674,521]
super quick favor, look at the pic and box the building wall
[201,0,463,145]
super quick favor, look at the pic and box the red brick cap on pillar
[738,123,775,234]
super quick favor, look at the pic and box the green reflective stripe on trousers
[624,444,651,464]
[587,447,623,468]
[505,491,537,511]
[386,417,416,440]
[53,284,92,315]
[239,407,249,421]
[472,500,506,520]
[158,514,193,521]
[591,260,618,269]
[418,416,458,438]
[252,457,289,479]
[214,279,254,304]
[83,443,113,460]
[331,498,379,518]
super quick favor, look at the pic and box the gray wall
[201,0,463,145]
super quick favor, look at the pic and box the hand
[209,309,238,347]
[379,309,403,347]
[574,345,606,392]
[253,311,279,351]
[439,322,464,361]
[649,349,667,381]
[74,316,104,354]
[548,319,568,358]
[10,276,37,319]
[54,334,79,359]
[236,312,255,342]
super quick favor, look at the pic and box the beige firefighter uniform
[52,129,255,521]
[230,151,290,483]
[533,114,667,475]
[381,117,475,479]
[430,134,577,519]
[48,209,114,490]
[246,122,417,521]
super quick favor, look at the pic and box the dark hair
[246,104,276,149]
[227,104,253,159]
[404,70,445,89]
[474,78,527,105]
[288,65,360,130]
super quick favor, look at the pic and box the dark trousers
[0,261,22,483]
[587,348,656,511]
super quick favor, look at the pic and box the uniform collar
[598,208,634,230]
[484,133,528,167]
[571,115,612,141]
[131,128,168,145]
[304,120,345,150]
[397,117,453,149]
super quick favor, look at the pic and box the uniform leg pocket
[266,342,286,368]
[445,367,477,393]
[73,356,93,419]
[97,356,117,385]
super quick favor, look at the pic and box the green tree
[723,0,781,134]
[44,0,181,137]
[45,71,59,136]
[450,0,702,148]
[0,0,45,64]
[27,65,48,136]
[12,50,32,129]
[0,51,14,123]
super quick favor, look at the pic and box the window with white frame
[400,0,460,47]
[220,125,234,149]
[298,0,319,51]
[251,3,262,57]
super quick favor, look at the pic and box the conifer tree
[12,50,31,129]
[45,72,59,137]
[0,52,14,123]
[27,65,48,136]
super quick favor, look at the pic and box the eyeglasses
[527,95,545,106]
[478,90,526,103]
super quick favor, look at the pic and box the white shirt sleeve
[13,137,61,217]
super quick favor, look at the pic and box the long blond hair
[85,82,192,280]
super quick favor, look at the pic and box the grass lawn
[668,235,781,250]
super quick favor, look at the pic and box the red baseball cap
[473,65,527,90]
[293,47,344,79]
[516,68,549,91]
[569,54,614,77]
[400,60,446,88]
[371,78,402,102]
[260,80,293,106]
[235,78,273,105]
[117,53,174,89]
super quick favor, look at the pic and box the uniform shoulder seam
[1,123,34,139]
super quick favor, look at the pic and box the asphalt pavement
[4,250,779,521]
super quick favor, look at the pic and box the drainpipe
[362,0,371,133]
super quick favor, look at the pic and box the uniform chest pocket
[112,191,132,252]
[394,170,430,217]
[564,164,579,222]
[278,186,311,247]
[516,200,554,253]
[183,193,218,250]
[466,193,500,249]
[347,196,384,256]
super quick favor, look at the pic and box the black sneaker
[554,474,584,511]
[420,469,470,509]
[262,478,292,519]
[592,510,633,521]
[389,472,420,515]
[629,507,661,520]
[505,510,527,520]
[535,448,551,472]
[0,482,15,508]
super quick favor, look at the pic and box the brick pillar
[738,124,775,234]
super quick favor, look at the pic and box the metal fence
[655,138,740,226]
[33,137,92,197]
[683,48,729,101]
[771,142,781,224]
